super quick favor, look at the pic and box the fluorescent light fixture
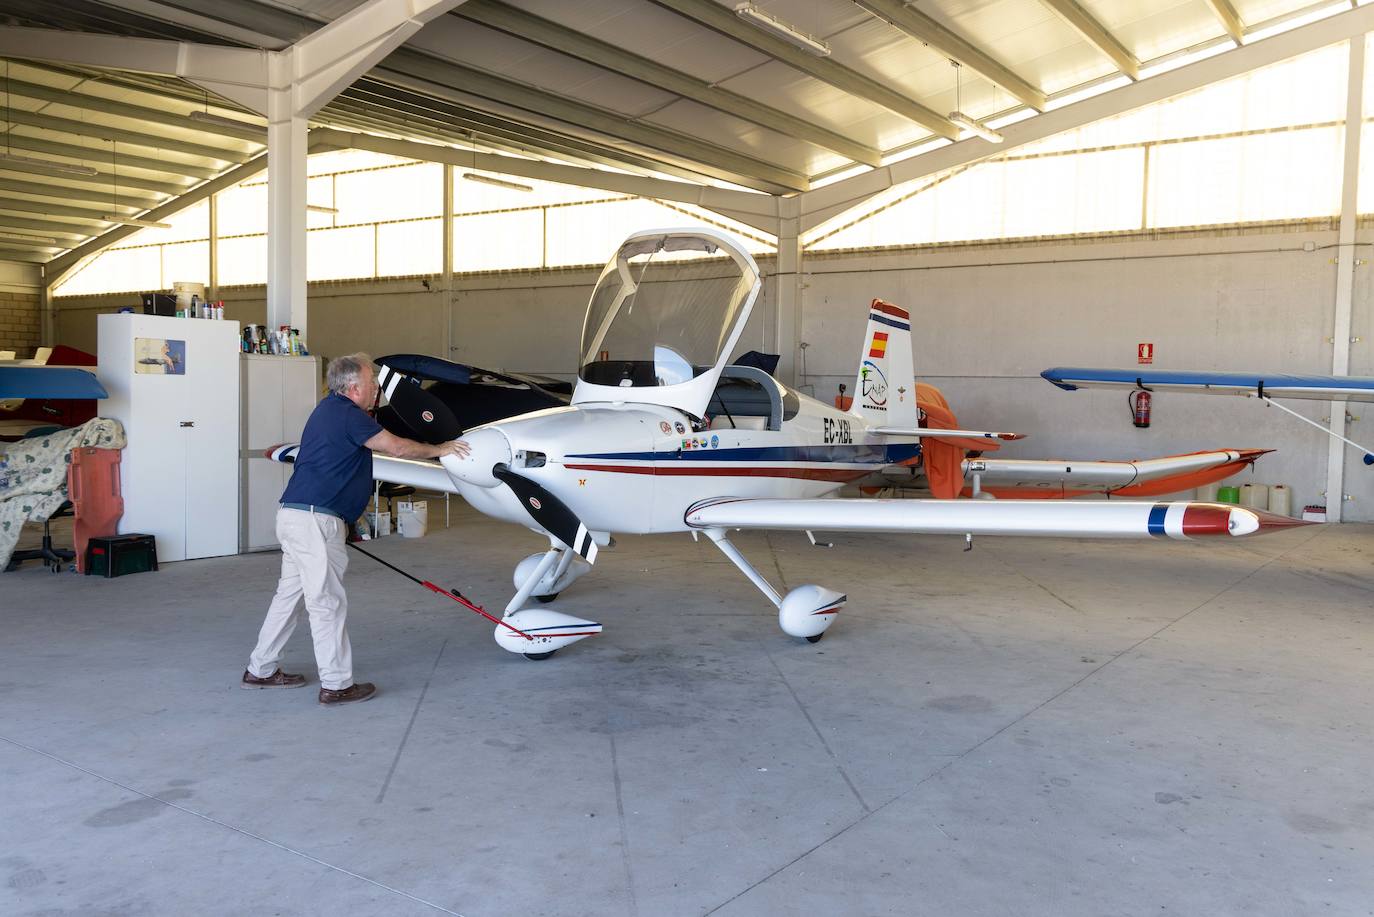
[734,3,831,56]
[307,204,338,214]
[188,110,263,131]
[102,215,172,229]
[0,230,58,244]
[948,111,1004,144]
[462,173,533,192]
[0,152,99,177]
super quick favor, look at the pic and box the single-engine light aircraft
[270,229,1303,659]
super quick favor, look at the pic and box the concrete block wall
[0,289,41,358]
[52,222,1373,520]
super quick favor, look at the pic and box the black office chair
[5,501,75,573]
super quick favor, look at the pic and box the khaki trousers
[247,507,353,690]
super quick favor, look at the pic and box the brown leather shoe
[241,668,307,689]
[318,682,377,706]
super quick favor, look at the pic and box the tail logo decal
[861,360,888,409]
[869,332,888,358]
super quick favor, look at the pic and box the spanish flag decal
[868,331,888,359]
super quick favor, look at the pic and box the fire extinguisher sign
[1138,343,1154,364]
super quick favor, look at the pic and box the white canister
[1196,481,1221,503]
[1268,484,1292,517]
[1240,483,1269,509]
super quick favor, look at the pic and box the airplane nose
[440,427,511,488]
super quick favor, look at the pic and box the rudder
[849,299,916,427]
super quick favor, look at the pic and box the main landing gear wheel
[805,633,825,644]
[523,650,558,661]
[534,593,559,604]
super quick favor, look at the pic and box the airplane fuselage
[449,392,922,536]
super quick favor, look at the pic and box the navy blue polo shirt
[281,393,384,521]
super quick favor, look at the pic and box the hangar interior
[3,0,1374,914]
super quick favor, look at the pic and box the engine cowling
[778,585,846,640]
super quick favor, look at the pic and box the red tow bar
[347,542,533,642]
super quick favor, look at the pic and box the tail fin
[849,299,916,427]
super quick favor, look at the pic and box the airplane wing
[1042,367,1374,402]
[1043,367,1374,465]
[685,496,1305,539]
[952,448,1268,498]
[265,444,459,494]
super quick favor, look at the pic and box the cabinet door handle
[179,421,195,428]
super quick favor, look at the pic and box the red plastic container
[68,447,123,574]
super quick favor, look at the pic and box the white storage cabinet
[98,313,240,562]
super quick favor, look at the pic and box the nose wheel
[524,650,558,661]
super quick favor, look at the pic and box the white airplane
[270,228,1304,659]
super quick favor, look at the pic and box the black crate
[86,534,159,578]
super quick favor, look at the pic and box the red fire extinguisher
[1129,389,1152,428]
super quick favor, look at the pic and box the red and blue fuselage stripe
[566,443,922,464]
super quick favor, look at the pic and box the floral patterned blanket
[0,418,125,570]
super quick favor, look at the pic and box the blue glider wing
[0,365,107,400]
[1042,367,1374,403]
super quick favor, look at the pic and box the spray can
[189,294,199,318]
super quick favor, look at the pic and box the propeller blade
[493,465,599,564]
[375,363,462,444]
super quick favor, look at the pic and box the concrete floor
[2,507,1372,916]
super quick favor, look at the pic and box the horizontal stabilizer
[1042,367,1374,402]
[685,496,1306,539]
[872,427,1025,441]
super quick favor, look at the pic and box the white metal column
[774,199,804,387]
[208,192,219,303]
[1326,36,1366,522]
[266,79,309,336]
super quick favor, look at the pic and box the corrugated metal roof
[0,0,1339,264]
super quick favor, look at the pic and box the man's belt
[280,502,345,521]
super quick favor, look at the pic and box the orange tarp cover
[837,384,999,499]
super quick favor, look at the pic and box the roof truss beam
[1,108,251,162]
[1203,0,1247,45]
[2,76,267,142]
[454,0,881,167]
[1036,0,1140,80]
[0,196,131,221]
[335,81,756,187]
[852,0,1047,110]
[380,53,809,192]
[309,128,781,231]
[0,162,185,196]
[0,215,102,238]
[647,0,958,139]
[0,133,219,180]
[0,176,162,210]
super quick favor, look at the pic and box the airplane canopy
[572,228,760,418]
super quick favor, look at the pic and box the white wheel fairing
[495,608,603,655]
[778,585,846,639]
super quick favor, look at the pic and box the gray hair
[326,353,374,394]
